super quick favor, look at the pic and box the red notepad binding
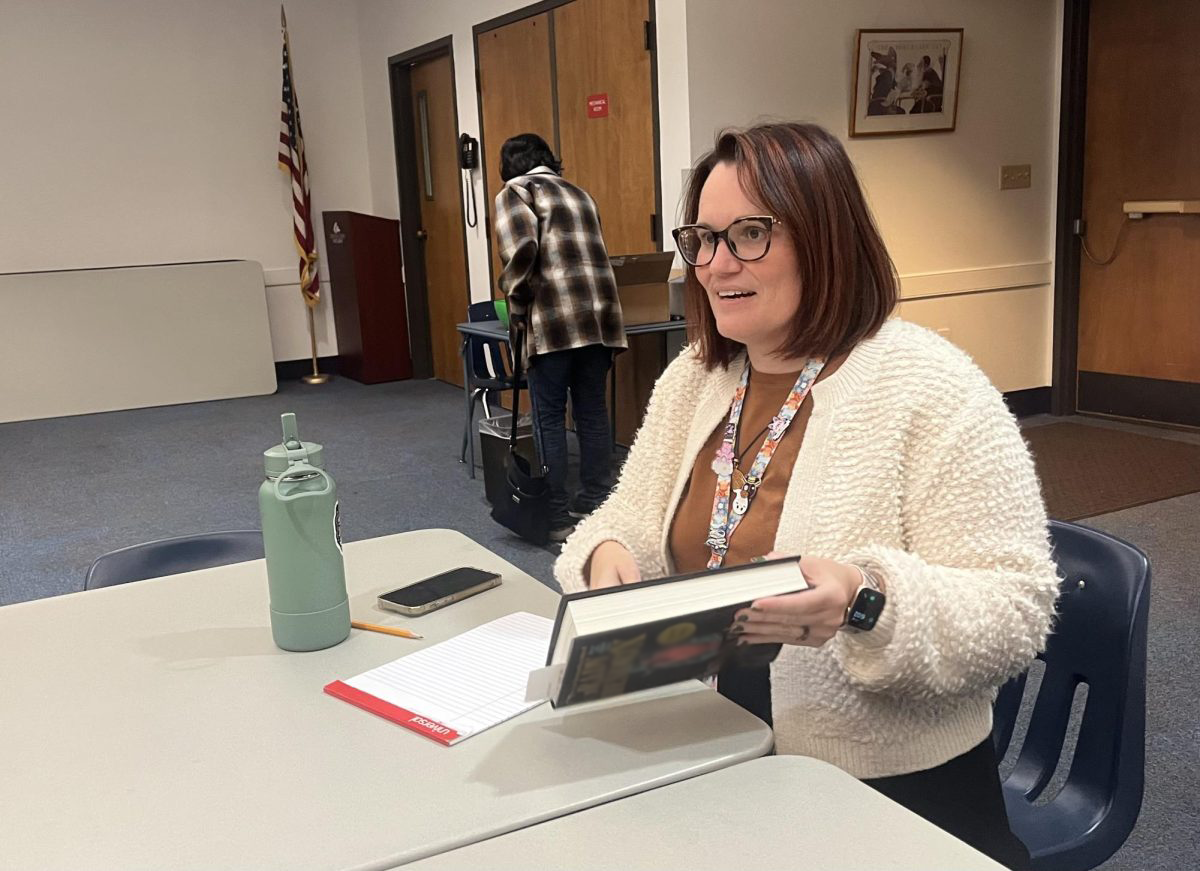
[324,680,462,746]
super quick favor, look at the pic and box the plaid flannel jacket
[495,168,627,359]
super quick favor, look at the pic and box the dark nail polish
[730,625,745,635]
[736,614,749,623]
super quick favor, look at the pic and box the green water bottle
[259,413,350,652]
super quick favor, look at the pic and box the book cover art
[554,600,780,707]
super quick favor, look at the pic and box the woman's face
[695,162,802,358]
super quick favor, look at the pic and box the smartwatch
[844,566,886,631]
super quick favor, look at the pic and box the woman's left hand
[733,554,862,648]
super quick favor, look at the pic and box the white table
[406,755,1006,870]
[0,530,772,870]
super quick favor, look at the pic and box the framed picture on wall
[850,28,963,137]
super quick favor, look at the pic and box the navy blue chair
[85,530,265,590]
[460,300,525,477]
[993,519,1150,870]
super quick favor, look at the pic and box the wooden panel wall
[553,0,656,256]
[476,14,556,295]
[1078,0,1200,383]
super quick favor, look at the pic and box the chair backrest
[466,300,506,381]
[993,519,1150,870]
[85,530,265,590]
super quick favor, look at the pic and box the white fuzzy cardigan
[555,319,1059,778]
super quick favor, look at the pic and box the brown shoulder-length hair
[681,122,898,369]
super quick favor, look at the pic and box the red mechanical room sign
[586,93,609,118]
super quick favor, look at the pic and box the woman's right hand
[587,540,642,589]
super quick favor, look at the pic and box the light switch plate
[1000,164,1032,190]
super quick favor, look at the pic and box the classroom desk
[0,529,772,871]
[406,755,1006,871]
[456,318,687,476]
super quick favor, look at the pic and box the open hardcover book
[526,557,807,708]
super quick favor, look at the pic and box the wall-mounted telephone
[459,134,479,171]
[460,134,479,227]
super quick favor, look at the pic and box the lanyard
[705,357,824,569]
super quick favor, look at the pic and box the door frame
[1052,0,1200,428]
[1050,0,1090,416]
[388,37,472,380]
[472,0,663,293]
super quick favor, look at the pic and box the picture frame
[850,28,963,137]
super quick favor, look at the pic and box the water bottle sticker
[333,500,344,554]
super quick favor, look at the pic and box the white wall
[684,0,1061,390]
[1,0,1062,384]
[0,0,373,361]
[354,0,690,301]
[655,0,691,247]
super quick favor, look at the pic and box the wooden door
[554,0,656,257]
[554,0,659,444]
[477,14,556,294]
[410,54,469,386]
[474,0,660,443]
[1076,0,1200,423]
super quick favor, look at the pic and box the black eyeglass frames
[671,215,781,267]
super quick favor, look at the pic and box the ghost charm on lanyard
[731,473,759,516]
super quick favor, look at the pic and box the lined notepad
[325,611,553,746]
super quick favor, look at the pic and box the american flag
[278,7,319,307]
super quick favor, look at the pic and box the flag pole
[301,303,329,385]
[281,4,328,386]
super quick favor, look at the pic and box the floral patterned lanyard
[705,357,824,568]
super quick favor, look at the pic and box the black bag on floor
[490,327,551,545]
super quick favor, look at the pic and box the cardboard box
[611,252,676,325]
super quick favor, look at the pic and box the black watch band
[844,567,886,631]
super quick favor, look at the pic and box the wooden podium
[323,211,413,383]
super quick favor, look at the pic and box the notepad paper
[325,611,553,746]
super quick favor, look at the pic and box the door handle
[416,229,429,240]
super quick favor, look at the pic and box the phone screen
[379,568,499,607]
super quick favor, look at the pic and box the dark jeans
[527,343,614,526]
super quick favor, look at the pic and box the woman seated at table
[555,122,1058,870]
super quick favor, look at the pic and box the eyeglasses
[671,216,781,267]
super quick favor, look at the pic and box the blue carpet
[0,376,560,605]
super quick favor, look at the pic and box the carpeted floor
[2,381,1197,869]
[1023,422,1200,520]
[0,377,563,605]
[1080,493,1200,870]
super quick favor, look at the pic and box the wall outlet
[1000,164,1032,190]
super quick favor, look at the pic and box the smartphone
[377,567,502,617]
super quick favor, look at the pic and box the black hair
[499,133,562,181]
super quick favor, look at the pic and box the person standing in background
[494,133,627,542]
[910,55,945,113]
[866,46,900,115]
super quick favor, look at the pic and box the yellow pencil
[351,620,423,640]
